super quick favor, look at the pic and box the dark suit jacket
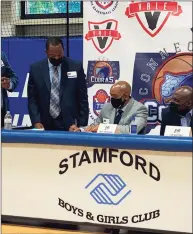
[1,51,18,112]
[160,107,193,135]
[27,57,89,130]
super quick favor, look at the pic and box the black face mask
[49,57,63,66]
[111,97,125,109]
[170,102,190,116]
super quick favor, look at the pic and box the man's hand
[115,126,120,134]
[34,123,44,129]
[1,77,10,90]
[69,124,80,132]
[85,125,99,132]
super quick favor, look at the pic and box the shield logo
[135,11,171,37]
[95,1,114,10]
[85,19,121,54]
[125,1,182,37]
[93,89,110,116]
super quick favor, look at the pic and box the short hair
[46,37,64,50]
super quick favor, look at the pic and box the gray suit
[95,98,148,134]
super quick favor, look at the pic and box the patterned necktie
[114,109,123,124]
[49,66,60,119]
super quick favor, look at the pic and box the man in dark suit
[160,86,193,135]
[27,37,89,131]
[1,51,18,127]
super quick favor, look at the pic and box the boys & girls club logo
[91,1,118,15]
[125,1,182,37]
[93,89,110,116]
[85,19,121,53]
[58,149,161,225]
[86,60,120,88]
[132,51,193,128]
[85,173,131,205]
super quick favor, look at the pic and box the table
[1,130,192,234]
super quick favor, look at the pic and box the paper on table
[31,128,45,131]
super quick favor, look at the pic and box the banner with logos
[83,1,193,129]
[2,143,192,233]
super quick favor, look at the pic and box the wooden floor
[1,224,104,234]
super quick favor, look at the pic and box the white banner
[83,1,193,128]
[2,143,192,233]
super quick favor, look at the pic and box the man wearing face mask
[84,81,148,134]
[27,37,89,131]
[160,86,193,135]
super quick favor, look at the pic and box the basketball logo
[93,89,110,116]
[96,90,109,103]
[153,53,193,103]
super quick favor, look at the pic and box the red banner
[85,30,121,40]
[125,1,182,18]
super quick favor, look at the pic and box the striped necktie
[49,66,60,119]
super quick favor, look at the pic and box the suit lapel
[42,59,51,92]
[123,99,134,117]
[173,114,181,126]
[60,59,68,98]
[109,108,116,124]
[119,98,134,124]
[190,114,193,128]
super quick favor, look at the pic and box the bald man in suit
[84,81,148,134]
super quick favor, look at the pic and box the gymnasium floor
[1,224,104,234]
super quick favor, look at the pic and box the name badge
[67,71,77,78]
[164,125,192,137]
[97,124,117,134]
[103,118,109,124]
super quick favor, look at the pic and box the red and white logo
[91,1,118,14]
[125,1,182,37]
[95,1,114,10]
[93,89,110,116]
[85,19,121,54]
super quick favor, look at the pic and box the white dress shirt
[181,109,193,127]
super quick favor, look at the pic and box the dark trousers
[45,114,66,131]
[1,108,5,128]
